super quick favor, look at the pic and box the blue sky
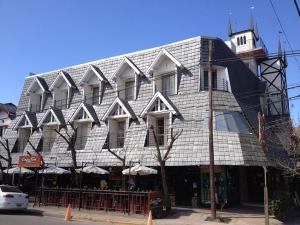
[0,0,299,120]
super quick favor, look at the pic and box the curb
[28,208,144,225]
[72,215,144,225]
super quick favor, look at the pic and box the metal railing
[33,187,161,215]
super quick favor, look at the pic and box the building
[0,103,16,137]
[0,18,290,206]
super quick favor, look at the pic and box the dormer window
[79,65,108,105]
[147,48,183,96]
[69,103,99,150]
[26,77,49,113]
[112,57,141,101]
[50,71,76,110]
[102,97,136,149]
[141,92,179,147]
[13,112,37,152]
[38,107,65,153]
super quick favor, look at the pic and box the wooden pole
[208,40,216,219]
[259,112,269,225]
[263,166,269,225]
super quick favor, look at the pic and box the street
[0,211,109,225]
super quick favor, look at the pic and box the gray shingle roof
[1,36,284,168]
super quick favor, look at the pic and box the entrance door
[247,167,264,203]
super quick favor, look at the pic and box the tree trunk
[160,160,171,213]
[122,168,126,191]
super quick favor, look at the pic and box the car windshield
[0,186,22,193]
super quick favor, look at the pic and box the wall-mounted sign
[18,155,41,168]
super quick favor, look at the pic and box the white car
[0,185,28,210]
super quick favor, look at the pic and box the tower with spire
[226,15,266,76]
[226,16,289,117]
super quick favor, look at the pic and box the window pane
[233,112,250,133]
[157,118,165,145]
[92,86,99,105]
[1,186,22,193]
[117,121,125,147]
[215,112,228,131]
[203,71,217,89]
[125,81,134,101]
[162,74,175,95]
[224,113,239,132]
[203,71,208,89]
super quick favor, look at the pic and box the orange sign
[18,155,41,168]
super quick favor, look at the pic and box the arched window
[243,36,246,44]
[237,37,240,46]
[240,37,243,45]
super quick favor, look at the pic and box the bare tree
[0,138,12,169]
[54,123,78,185]
[267,120,300,176]
[150,125,182,213]
[27,140,45,168]
[105,135,128,190]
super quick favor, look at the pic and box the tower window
[237,37,240,46]
[243,36,246,45]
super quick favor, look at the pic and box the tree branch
[0,139,9,151]
[150,125,163,163]
[55,129,71,145]
[163,128,182,161]
[27,140,45,167]
[107,146,125,163]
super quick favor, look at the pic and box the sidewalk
[27,204,294,225]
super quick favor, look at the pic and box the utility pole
[208,39,216,220]
[258,112,269,225]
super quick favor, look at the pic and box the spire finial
[250,14,254,30]
[228,18,233,36]
[278,39,282,58]
[255,22,260,40]
[283,48,288,67]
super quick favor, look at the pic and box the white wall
[230,31,256,53]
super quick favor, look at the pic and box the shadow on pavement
[0,209,44,217]
[160,208,196,219]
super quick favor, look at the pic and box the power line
[268,0,300,70]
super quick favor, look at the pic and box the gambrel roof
[69,103,99,124]
[13,111,38,129]
[50,71,77,91]
[79,65,108,86]
[146,48,183,74]
[102,97,136,120]
[140,92,180,117]
[25,76,49,96]
[112,57,141,80]
[38,107,66,127]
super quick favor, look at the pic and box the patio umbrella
[3,167,34,174]
[75,165,109,174]
[122,164,158,176]
[38,166,71,175]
